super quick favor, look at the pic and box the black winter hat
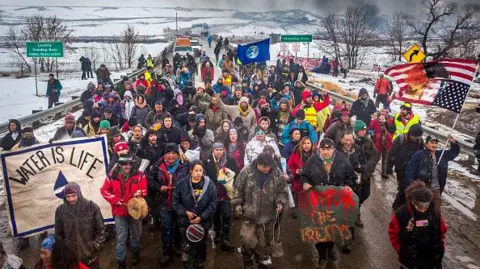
[165,143,179,154]
[295,109,305,120]
[108,127,121,138]
[128,117,137,127]
[408,124,423,138]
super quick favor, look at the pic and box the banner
[1,136,112,237]
[237,38,270,65]
[298,186,359,247]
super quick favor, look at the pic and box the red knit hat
[114,142,129,153]
[257,98,267,106]
[301,91,312,102]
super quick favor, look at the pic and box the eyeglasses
[413,200,430,209]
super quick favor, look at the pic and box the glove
[234,205,243,218]
[368,129,374,136]
[276,203,284,213]
[356,177,361,184]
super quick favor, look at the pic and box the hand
[448,135,456,143]
[190,216,201,224]
[283,175,289,182]
[161,186,169,192]
[234,205,243,218]
[186,211,197,220]
[303,183,312,191]
[134,190,142,198]
[276,203,284,213]
[296,169,303,175]
[344,186,352,192]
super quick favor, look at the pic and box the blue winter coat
[177,72,191,89]
[404,142,460,192]
[173,175,217,228]
[212,83,230,95]
[281,120,317,146]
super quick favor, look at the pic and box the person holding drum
[173,160,217,269]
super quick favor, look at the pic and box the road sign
[403,44,425,63]
[26,42,64,58]
[281,35,312,43]
[292,43,300,53]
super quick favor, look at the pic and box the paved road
[16,38,480,269]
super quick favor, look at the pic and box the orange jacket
[375,78,391,95]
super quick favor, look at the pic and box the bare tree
[5,26,32,72]
[121,25,139,69]
[320,14,342,62]
[383,12,409,61]
[106,42,124,70]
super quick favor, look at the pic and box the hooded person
[244,126,281,166]
[388,181,447,269]
[189,114,215,160]
[76,110,91,129]
[292,80,306,106]
[11,126,40,150]
[1,119,22,151]
[54,182,105,268]
[121,90,135,122]
[350,88,377,127]
[292,90,331,131]
[218,96,257,134]
[131,94,150,129]
[157,113,183,154]
[167,89,188,120]
[51,114,87,142]
[205,94,228,132]
[324,108,354,144]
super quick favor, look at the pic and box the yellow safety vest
[316,107,330,132]
[393,113,420,140]
[144,71,152,87]
[304,106,318,129]
[146,58,154,68]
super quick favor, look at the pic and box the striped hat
[186,224,205,243]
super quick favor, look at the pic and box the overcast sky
[2,0,479,15]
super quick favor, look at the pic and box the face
[320,147,334,159]
[65,122,74,130]
[223,122,230,132]
[361,93,368,99]
[357,129,367,138]
[256,133,265,141]
[256,164,272,174]
[40,249,52,266]
[302,139,312,152]
[211,96,219,105]
[198,120,206,128]
[9,122,17,132]
[181,141,191,150]
[165,151,179,163]
[296,82,301,88]
[164,117,172,128]
[292,130,301,141]
[120,162,132,174]
[426,140,438,152]
[191,164,204,179]
[104,112,112,119]
[240,102,248,110]
[341,134,355,150]
[340,114,350,124]
[99,129,109,135]
[94,116,101,123]
[268,86,273,92]
[155,104,163,112]
[133,127,143,138]
[400,108,409,117]
[213,148,224,159]
[65,193,78,205]
[49,76,54,80]
[229,131,237,142]
[148,133,157,144]
[260,120,269,131]
[413,201,430,213]
[306,96,313,104]
[280,103,288,111]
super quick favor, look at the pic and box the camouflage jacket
[232,160,287,224]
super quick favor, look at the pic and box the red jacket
[291,94,331,117]
[201,66,214,82]
[135,79,149,89]
[374,77,392,95]
[368,118,394,152]
[100,170,147,217]
[287,149,309,193]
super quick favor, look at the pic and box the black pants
[214,200,231,241]
[82,70,87,80]
[315,242,334,261]
[375,94,388,109]
[48,93,59,108]
[181,225,208,269]
[355,179,371,205]
[377,148,388,176]
[393,174,406,210]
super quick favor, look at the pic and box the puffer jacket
[100,167,147,217]
[301,151,357,188]
[244,136,281,166]
[55,183,105,265]
[232,160,287,224]
[173,175,217,228]
[131,102,150,128]
[404,142,460,192]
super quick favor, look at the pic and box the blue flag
[237,38,270,65]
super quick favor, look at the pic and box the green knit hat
[354,120,367,133]
[99,120,111,129]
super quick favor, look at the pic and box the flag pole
[437,65,478,164]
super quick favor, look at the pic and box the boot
[291,210,298,219]
[131,250,140,265]
[221,239,236,252]
[160,249,173,266]
[355,215,364,228]
[341,244,352,254]
[117,261,127,269]
[327,247,339,261]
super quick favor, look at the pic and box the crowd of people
[1,37,480,269]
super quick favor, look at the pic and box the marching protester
[392,102,421,140]
[245,127,280,166]
[325,108,353,144]
[387,124,424,210]
[302,138,357,266]
[368,109,395,179]
[281,110,317,147]
[173,160,217,269]
[51,114,87,142]
[34,236,89,269]
[100,154,147,268]
[291,91,330,130]
[54,183,105,268]
[0,241,25,269]
[46,74,63,109]
[1,119,22,151]
[374,74,392,109]
[232,152,287,269]
[388,181,447,269]
[351,88,377,127]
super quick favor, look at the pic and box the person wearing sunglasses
[389,181,447,269]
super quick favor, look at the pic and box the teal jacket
[46,79,63,96]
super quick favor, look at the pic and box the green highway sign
[26,42,64,58]
[281,35,312,43]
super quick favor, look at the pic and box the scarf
[238,105,250,117]
[214,153,228,172]
[360,97,369,107]
[11,132,19,141]
[166,158,180,174]
[165,159,180,206]
[278,110,289,122]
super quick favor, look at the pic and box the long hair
[224,127,245,152]
[405,181,432,204]
[295,136,313,160]
[34,236,81,269]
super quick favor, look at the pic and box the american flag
[385,59,478,110]
[431,80,470,113]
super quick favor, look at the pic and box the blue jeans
[115,216,141,262]
[158,208,181,255]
